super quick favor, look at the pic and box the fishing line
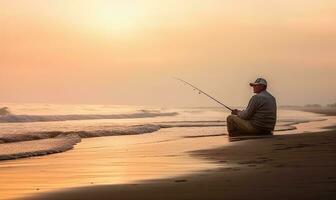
[174,77,233,111]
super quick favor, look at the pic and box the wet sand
[24,116,336,200]
[0,127,225,200]
[27,131,336,200]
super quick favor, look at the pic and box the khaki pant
[226,115,261,137]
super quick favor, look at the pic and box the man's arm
[237,96,259,120]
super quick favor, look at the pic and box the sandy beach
[20,112,336,200]
[27,131,336,200]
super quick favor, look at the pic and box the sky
[1,0,336,107]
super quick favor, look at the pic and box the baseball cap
[250,78,267,86]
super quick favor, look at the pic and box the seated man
[227,78,277,137]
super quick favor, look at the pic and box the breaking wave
[0,121,226,161]
[0,110,178,123]
[0,117,321,161]
[0,122,227,144]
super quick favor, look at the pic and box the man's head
[250,78,267,93]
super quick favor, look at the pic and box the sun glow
[76,2,147,37]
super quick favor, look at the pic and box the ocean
[0,103,324,160]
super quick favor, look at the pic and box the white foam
[0,111,178,123]
[0,134,81,161]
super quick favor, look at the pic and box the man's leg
[227,115,239,135]
[226,115,259,136]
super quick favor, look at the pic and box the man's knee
[227,115,239,123]
[227,115,239,132]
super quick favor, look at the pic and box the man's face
[252,85,265,93]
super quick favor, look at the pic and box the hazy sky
[1,0,335,107]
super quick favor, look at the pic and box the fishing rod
[174,77,233,111]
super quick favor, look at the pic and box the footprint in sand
[174,179,187,183]
[274,143,313,150]
[273,143,285,146]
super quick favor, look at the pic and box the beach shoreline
[25,114,336,200]
[281,106,336,116]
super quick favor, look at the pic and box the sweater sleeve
[238,95,259,120]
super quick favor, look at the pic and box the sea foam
[0,134,81,160]
[0,111,178,123]
[0,121,226,160]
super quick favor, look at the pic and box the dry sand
[26,128,336,200]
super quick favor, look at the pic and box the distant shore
[26,110,336,200]
[281,106,336,116]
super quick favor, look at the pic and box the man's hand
[231,109,240,115]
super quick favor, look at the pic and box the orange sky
[1,0,335,107]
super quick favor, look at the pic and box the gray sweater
[238,90,277,131]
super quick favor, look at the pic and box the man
[227,78,277,137]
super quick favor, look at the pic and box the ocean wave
[0,122,226,144]
[0,111,178,123]
[0,119,316,161]
[0,119,302,145]
[0,124,162,143]
[0,124,162,161]
[0,134,81,161]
